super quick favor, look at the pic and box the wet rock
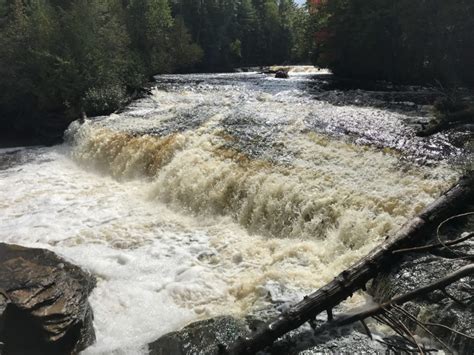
[148,280,389,354]
[370,254,473,353]
[370,211,474,353]
[247,301,388,354]
[148,316,248,355]
[0,243,96,354]
[275,71,289,79]
[0,294,8,354]
[148,313,388,354]
[267,323,387,355]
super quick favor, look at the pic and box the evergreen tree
[312,0,474,86]
[172,0,310,69]
[237,0,258,65]
[0,0,310,140]
[169,16,204,71]
[126,0,174,75]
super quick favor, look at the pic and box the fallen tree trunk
[417,107,474,137]
[227,174,474,354]
[297,263,474,353]
[325,264,474,330]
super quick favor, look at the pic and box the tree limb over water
[226,173,474,354]
[319,264,473,330]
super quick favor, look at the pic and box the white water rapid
[0,71,466,353]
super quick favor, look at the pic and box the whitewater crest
[68,121,187,179]
[3,72,464,353]
[66,75,457,244]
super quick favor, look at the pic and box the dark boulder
[148,314,388,354]
[275,71,289,79]
[148,316,247,355]
[0,243,96,355]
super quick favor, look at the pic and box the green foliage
[59,0,132,115]
[82,85,128,116]
[171,0,311,70]
[0,0,204,136]
[0,0,310,139]
[290,5,312,63]
[312,0,474,86]
[126,0,174,75]
[168,16,204,72]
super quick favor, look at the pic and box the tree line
[2,0,471,143]
[174,0,310,71]
[0,0,310,142]
[311,0,474,86]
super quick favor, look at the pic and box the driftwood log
[227,174,474,354]
[303,263,474,354]
[324,264,474,329]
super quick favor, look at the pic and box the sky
[295,0,306,5]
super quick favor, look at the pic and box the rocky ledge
[148,315,390,355]
[0,243,96,355]
[370,210,473,354]
[371,249,473,353]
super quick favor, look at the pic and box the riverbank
[2,70,471,152]
[0,86,153,149]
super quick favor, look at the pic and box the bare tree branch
[393,232,473,255]
[436,212,474,256]
[328,264,473,328]
[226,175,474,354]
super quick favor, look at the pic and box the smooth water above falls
[0,71,467,353]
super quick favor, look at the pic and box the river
[0,69,467,354]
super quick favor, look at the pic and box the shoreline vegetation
[0,2,472,353]
[1,0,473,148]
[0,0,310,146]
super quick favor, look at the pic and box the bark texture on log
[227,174,474,354]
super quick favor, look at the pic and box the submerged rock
[0,243,96,354]
[275,71,289,79]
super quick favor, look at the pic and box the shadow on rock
[0,243,96,355]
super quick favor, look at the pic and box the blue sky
[295,0,306,5]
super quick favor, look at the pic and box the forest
[311,0,474,86]
[0,0,310,141]
[0,2,472,354]
[0,0,473,142]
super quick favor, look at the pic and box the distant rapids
[0,70,466,353]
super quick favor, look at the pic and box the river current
[0,69,467,353]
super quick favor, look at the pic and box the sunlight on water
[0,72,463,353]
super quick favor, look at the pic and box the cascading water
[0,70,466,353]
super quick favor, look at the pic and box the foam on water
[0,72,465,353]
[0,146,389,352]
[0,148,271,352]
